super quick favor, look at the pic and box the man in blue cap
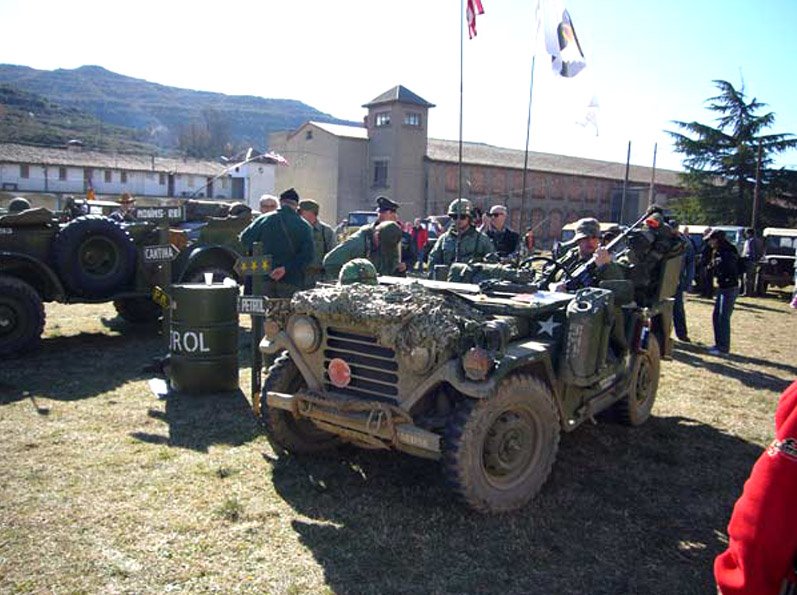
[239,187,314,298]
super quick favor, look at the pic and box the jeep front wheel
[617,334,661,426]
[260,353,339,454]
[0,277,45,356]
[442,375,560,513]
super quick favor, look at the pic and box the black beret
[279,188,300,203]
[375,195,399,211]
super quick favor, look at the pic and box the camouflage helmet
[8,197,31,213]
[338,258,378,285]
[447,198,473,218]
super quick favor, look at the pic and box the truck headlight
[406,346,434,374]
[462,346,492,381]
[288,315,321,352]
[769,258,778,266]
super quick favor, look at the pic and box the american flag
[466,0,484,39]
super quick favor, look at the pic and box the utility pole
[751,141,763,229]
[620,141,631,224]
[648,143,657,209]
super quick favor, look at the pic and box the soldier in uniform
[238,187,314,298]
[427,198,495,272]
[322,196,404,280]
[298,199,337,287]
[550,217,625,291]
[109,193,137,223]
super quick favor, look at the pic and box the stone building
[269,85,683,244]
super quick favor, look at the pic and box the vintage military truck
[755,227,797,296]
[0,198,251,356]
[254,213,684,513]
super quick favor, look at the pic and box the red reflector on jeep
[328,358,352,388]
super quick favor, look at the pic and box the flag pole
[455,0,466,264]
[519,54,537,235]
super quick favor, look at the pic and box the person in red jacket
[715,379,797,594]
[410,218,429,271]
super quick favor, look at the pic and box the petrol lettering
[170,330,210,353]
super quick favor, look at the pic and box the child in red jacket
[715,380,797,594]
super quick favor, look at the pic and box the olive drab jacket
[557,245,626,289]
[322,222,401,281]
[238,204,314,294]
[306,219,337,287]
[428,225,495,267]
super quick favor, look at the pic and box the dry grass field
[1,289,796,594]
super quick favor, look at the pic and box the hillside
[0,64,358,155]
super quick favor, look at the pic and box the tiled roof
[310,121,369,140]
[363,86,435,109]
[427,139,683,187]
[0,143,224,176]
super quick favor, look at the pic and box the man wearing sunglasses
[427,198,495,271]
[485,204,520,258]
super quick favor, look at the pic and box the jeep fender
[0,251,65,301]
[176,245,241,283]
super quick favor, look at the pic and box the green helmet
[338,258,378,285]
[8,197,31,213]
[447,198,472,218]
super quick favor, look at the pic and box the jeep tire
[0,276,45,356]
[260,353,340,454]
[616,334,661,426]
[53,215,136,298]
[442,375,560,513]
[113,297,162,323]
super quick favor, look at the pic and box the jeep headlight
[769,258,778,266]
[406,345,434,374]
[462,346,492,381]
[287,315,321,352]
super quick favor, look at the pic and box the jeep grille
[323,327,399,402]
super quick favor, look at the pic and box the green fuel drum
[169,282,239,393]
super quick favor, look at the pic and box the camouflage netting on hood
[291,282,487,355]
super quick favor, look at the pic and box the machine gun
[564,206,664,292]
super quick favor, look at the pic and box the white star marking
[537,316,560,337]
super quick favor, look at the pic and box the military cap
[570,217,601,242]
[279,188,300,203]
[298,199,320,215]
[375,196,399,212]
[339,258,378,285]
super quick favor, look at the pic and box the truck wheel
[53,215,136,298]
[260,353,340,454]
[113,297,162,323]
[617,334,661,426]
[0,277,45,356]
[442,375,560,513]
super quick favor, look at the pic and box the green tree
[668,80,797,226]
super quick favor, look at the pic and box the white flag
[539,0,586,78]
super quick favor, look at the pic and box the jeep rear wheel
[260,353,339,454]
[442,375,560,513]
[113,297,162,323]
[617,334,660,426]
[0,277,45,356]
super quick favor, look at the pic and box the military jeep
[0,199,251,356]
[255,215,684,513]
[755,227,797,295]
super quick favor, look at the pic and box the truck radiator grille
[323,327,399,402]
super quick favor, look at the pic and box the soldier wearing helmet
[551,217,624,291]
[7,197,31,213]
[427,198,495,272]
[338,258,378,286]
[323,213,403,281]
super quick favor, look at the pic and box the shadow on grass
[674,342,797,389]
[131,389,260,453]
[268,415,761,594]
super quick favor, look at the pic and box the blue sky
[0,0,795,173]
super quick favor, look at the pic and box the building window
[375,112,391,128]
[188,175,194,187]
[445,166,458,192]
[121,171,128,183]
[470,168,485,194]
[20,164,29,179]
[104,170,112,183]
[404,112,421,127]
[159,173,166,185]
[59,166,67,181]
[305,130,313,140]
[373,160,389,188]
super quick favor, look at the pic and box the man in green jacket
[428,198,495,273]
[551,217,625,292]
[239,187,314,298]
[298,199,337,287]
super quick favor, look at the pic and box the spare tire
[53,215,136,298]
